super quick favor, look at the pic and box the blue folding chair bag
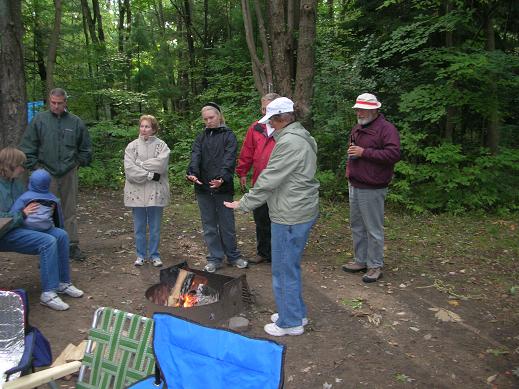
[13,289,52,367]
[128,313,285,389]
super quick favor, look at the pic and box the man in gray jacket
[20,88,92,260]
[225,97,319,337]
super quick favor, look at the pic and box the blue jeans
[132,207,164,259]
[348,185,387,268]
[271,217,317,328]
[196,192,241,266]
[0,227,71,292]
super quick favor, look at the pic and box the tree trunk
[444,0,454,142]
[269,0,292,96]
[183,0,196,94]
[81,0,99,44]
[0,0,27,147]
[242,0,267,94]
[484,11,499,154]
[254,1,273,92]
[92,0,105,43]
[293,0,317,120]
[46,0,62,95]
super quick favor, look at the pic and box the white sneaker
[151,257,163,267]
[40,292,70,311]
[58,283,84,298]
[204,262,218,273]
[271,313,308,326]
[230,258,248,269]
[264,323,304,337]
[134,257,145,266]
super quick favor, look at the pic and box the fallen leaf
[448,300,460,307]
[486,348,510,356]
[433,308,462,322]
[486,374,497,384]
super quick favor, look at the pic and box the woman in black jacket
[186,103,248,273]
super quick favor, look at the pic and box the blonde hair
[261,93,280,103]
[201,106,226,125]
[139,115,159,134]
[0,147,26,178]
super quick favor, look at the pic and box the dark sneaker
[342,261,367,273]
[248,255,268,264]
[70,245,86,261]
[362,267,383,283]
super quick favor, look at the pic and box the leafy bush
[78,121,131,188]
[317,170,348,201]
[392,143,519,214]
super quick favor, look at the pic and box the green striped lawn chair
[76,307,156,389]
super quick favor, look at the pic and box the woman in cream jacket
[124,115,170,267]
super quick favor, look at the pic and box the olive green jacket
[20,110,92,177]
[238,121,319,225]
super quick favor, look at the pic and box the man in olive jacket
[225,97,319,337]
[20,88,92,260]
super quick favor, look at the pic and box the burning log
[147,268,219,308]
[167,269,194,306]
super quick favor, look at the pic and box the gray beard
[357,114,377,126]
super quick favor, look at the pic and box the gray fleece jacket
[238,121,319,225]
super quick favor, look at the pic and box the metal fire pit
[145,262,251,326]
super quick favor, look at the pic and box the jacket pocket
[63,128,76,147]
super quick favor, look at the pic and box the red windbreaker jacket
[236,121,276,185]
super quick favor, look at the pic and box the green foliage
[316,170,347,200]
[392,143,519,213]
[78,121,132,188]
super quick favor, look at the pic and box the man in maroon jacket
[236,93,280,264]
[342,93,401,282]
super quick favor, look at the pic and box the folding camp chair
[4,307,155,389]
[1,289,54,387]
[129,313,286,389]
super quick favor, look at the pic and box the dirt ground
[2,189,518,388]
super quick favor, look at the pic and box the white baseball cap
[352,93,382,109]
[258,97,294,124]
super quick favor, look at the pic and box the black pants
[253,203,271,260]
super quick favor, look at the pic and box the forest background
[1,0,519,214]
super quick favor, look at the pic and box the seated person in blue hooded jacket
[11,169,64,231]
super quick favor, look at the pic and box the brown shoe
[342,261,367,273]
[362,267,383,283]
[248,255,268,264]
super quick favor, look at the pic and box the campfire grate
[145,262,251,326]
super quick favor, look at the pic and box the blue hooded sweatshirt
[10,169,64,230]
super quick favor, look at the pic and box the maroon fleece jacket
[346,113,401,189]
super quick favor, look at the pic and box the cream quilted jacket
[124,135,170,207]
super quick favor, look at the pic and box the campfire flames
[148,269,219,308]
[180,292,199,307]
